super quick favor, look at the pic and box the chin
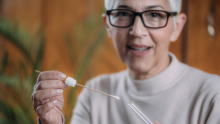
[127,62,152,74]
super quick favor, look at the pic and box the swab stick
[35,70,120,100]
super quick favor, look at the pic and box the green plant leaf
[0,18,44,124]
[64,10,106,123]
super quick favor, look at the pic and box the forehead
[112,0,170,11]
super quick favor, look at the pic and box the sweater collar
[126,53,186,95]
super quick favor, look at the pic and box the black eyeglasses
[106,9,177,29]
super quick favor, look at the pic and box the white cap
[65,77,76,87]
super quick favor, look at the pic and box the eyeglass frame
[106,9,178,29]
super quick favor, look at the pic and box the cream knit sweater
[70,53,220,124]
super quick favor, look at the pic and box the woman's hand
[154,121,162,124]
[32,71,68,124]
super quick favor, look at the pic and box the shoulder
[87,70,127,84]
[85,70,127,91]
[185,65,220,94]
[201,74,220,93]
[183,64,220,82]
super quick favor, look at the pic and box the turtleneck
[126,52,188,95]
[71,53,220,124]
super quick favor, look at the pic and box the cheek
[111,28,129,56]
[112,28,128,42]
[149,20,174,50]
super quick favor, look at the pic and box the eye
[149,12,161,17]
[117,12,130,17]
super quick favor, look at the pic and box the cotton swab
[35,70,120,100]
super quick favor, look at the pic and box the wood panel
[169,0,186,62]
[1,0,187,82]
[3,0,219,123]
[187,0,220,75]
[2,1,126,123]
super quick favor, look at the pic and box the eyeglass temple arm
[171,12,178,16]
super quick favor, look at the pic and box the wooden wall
[187,0,220,74]
[2,0,127,76]
[2,0,220,81]
[2,0,126,123]
[1,0,220,123]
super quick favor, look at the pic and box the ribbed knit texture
[71,53,220,124]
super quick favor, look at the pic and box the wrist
[37,113,65,124]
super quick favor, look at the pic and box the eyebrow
[117,5,132,9]
[146,5,164,10]
[117,5,164,10]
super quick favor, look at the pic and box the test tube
[128,101,153,124]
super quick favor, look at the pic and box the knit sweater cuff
[37,113,65,124]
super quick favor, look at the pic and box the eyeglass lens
[109,10,168,28]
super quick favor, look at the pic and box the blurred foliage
[0,9,106,124]
[0,19,44,124]
[64,11,106,123]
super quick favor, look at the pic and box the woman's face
[104,0,183,78]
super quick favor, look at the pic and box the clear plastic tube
[128,101,153,124]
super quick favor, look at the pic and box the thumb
[154,121,161,124]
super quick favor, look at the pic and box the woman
[32,0,220,124]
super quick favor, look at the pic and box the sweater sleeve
[205,75,220,124]
[70,80,93,124]
[205,96,220,124]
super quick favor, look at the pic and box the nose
[129,16,148,37]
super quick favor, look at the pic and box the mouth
[126,45,152,52]
[126,44,152,57]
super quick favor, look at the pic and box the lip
[126,44,152,57]
[127,44,150,48]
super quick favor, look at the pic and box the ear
[170,13,187,42]
[102,13,112,38]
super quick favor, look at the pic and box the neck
[129,54,171,80]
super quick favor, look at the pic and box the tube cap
[65,77,76,87]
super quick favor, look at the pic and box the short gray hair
[104,0,182,27]
[104,0,182,13]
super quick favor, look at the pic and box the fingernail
[63,84,68,88]
[57,89,63,93]
[58,72,66,80]
[53,99,58,104]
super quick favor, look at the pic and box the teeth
[127,46,151,52]
[134,48,146,52]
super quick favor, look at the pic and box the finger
[36,99,58,117]
[37,71,66,83]
[32,89,63,109]
[35,96,55,107]
[154,121,161,124]
[36,80,68,90]
[33,95,64,112]
[34,89,63,101]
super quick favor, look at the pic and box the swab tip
[111,95,120,100]
[35,70,41,73]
